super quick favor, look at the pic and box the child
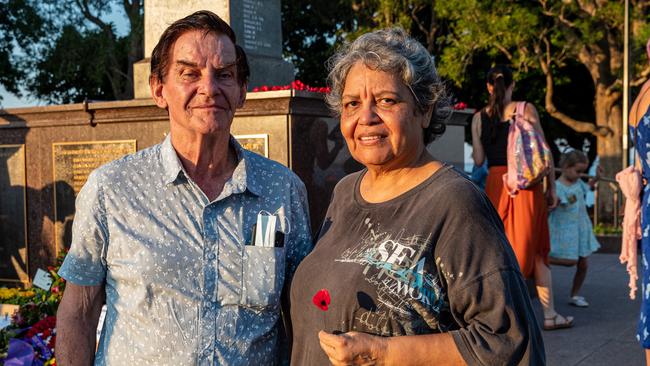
[548,150,601,307]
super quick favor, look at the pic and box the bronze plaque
[235,134,269,157]
[0,145,28,283]
[53,140,136,251]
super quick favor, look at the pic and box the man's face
[151,30,246,138]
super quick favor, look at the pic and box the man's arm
[57,283,105,366]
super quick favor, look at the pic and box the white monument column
[133,0,294,98]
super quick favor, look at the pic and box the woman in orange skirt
[471,66,573,330]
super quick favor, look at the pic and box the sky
[0,5,130,109]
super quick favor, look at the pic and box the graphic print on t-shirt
[336,217,447,335]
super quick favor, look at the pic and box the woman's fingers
[319,330,347,351]
[319,331,347,364]
[318,331,379,365]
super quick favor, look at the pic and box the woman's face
[339,62,431,170]
[486,81,515,99]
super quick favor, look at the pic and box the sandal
[543,314,574,331]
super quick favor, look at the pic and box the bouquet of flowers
[5,316,57,366]
[0,249,67,365]
[252,79,330,93]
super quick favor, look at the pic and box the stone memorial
[0,91,471,286]
[133,0,293,98]
[0,145,28,284]
[0,1,472,286]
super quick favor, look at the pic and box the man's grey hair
[325,27,449,143]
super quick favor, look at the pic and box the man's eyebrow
[213,61,237,70]
[174,60,237,70]
[175,59,198,68]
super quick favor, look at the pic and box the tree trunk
[595,85,622,223]
[125,0,143,100]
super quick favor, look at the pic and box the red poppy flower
[312,289,330,311]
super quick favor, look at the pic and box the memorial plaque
[230,0,279,57]
[235,134,268,157]
[53,140,136,251]
[0,145,28,283]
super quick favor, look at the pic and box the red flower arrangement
[453,102,468,110]
[312,289,331,311]
[1,249,68,365]
[252,79,330,93]
[5,315,57,365]
[26,316,56,341]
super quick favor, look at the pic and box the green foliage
[29,26,109,103]
[0,249,67,359]
[0,0,45,102]
[1,0,142,105]
[281,0,356,86]
[282,0,451,86]
[593,223,623,235]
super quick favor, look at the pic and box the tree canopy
[1,0,142,105]
[280,0,650,218]
[0,0,44,102]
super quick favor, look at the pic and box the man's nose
[198,74,221,96]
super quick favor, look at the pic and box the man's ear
[237,83,247,108]
[150,77,168,109]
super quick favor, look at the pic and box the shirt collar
[161,134,262,197]
[161,134,184,185]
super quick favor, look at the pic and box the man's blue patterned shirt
[59,135,313,365]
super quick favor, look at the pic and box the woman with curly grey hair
[289,28,544,365]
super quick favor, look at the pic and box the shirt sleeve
[434,180,545,366]
[285,174,313,279]
[58,169,109,286]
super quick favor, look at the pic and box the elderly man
[56,10,312,366]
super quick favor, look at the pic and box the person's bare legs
[570,257,588,298]
[549,257,577,267]
[646,349,650,366]
[534,256,556,318]
[535,256,573,327]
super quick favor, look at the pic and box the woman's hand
[318,330,387,366]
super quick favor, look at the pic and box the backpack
[502,102,552,196]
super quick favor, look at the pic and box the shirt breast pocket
[241,246,286,308]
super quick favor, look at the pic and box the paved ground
[536,253,644,365]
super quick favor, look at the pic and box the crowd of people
[52,9,647,366]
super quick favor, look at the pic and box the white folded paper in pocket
[254,211,277,248]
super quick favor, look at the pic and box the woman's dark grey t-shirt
[289,166,544,365]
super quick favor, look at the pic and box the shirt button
[207,252,216,260]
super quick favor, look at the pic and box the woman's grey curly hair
[325,27,449,144]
